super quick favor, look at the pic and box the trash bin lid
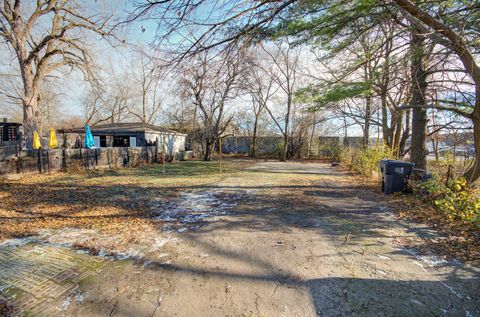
[379,159,415,167]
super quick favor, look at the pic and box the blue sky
[0,0,362,137]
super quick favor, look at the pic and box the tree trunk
[381,97,390,147]
[363,62,372,148]
[409,30,428,170]
[411,107,428,169]
[399,109,411,157]
[23,98,41,149]
[20,58,41,149]
[380,39,392,148]
[250,113,259,157]
[308,118,317,159]
[464,111,480,182]
[363,95,372,148]
[204,138,212,161]
[282,133,288,161]
[282,97,292,162]
[432,138,439,162]
[392,111,403,157]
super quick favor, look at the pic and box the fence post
[46,150,51,173]
[155,138,159,163]
[86,149,90,170]
[16,155,22,174]
[62,148,67,170]
[38,149,44,173]
[62,133,67,170]
[219,136,222,173]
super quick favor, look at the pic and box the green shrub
[341,145,395,178]
[273,141,285,159]
[317,144,342,161]
[417,177,480,224]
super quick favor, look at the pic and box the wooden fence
[0,146,161,176]
[0,141,21,161]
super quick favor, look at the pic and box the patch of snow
[94,248,144,260]
[439,281,463,299]
[57,297,72,311]
[377,255,391,260]
[38,228,96,248]
[57,288,84,311]
[413,261,425,269]
[114,249,144,260]
[153,190,239,226]
[151,237,182,252]
[0,237,32,248]
[410,299,425,306]
[74,291,84,303]
[400,248,449,267]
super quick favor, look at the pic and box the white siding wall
[144,132,186,156]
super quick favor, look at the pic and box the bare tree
[128,49,166,124]
[259,40,300,161]
[126,1,296,63]
[180,49,243,161]
[0,0,112,148]
[243,50,278,157]
[84,72,131,125]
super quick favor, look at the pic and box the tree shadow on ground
[0,162,477,270]
[2,163,480,316]
[0,169,441,246]
[74,236,480,317]
[146,230,479,315]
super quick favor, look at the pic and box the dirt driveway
[1,161,479,316]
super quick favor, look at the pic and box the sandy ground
[1,161,479,316]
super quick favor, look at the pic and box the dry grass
[389,194,480,263]
[0,160,251,243]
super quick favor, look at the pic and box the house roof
[0,122,22,127]
[61,122,186,135]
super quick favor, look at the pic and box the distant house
[60,122,186,156]
[0,118,22,147]
[0,118,22,160]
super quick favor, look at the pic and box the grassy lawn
[0,160,252,243]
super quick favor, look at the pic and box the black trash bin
[379,160,415,194]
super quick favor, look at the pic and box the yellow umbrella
[33,131,41,149]
[49,128,58,149]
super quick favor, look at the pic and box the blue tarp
[84,124,95,148]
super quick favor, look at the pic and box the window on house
[100,135,107,147]
[113,136,130,147]
[8,127,16,140]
